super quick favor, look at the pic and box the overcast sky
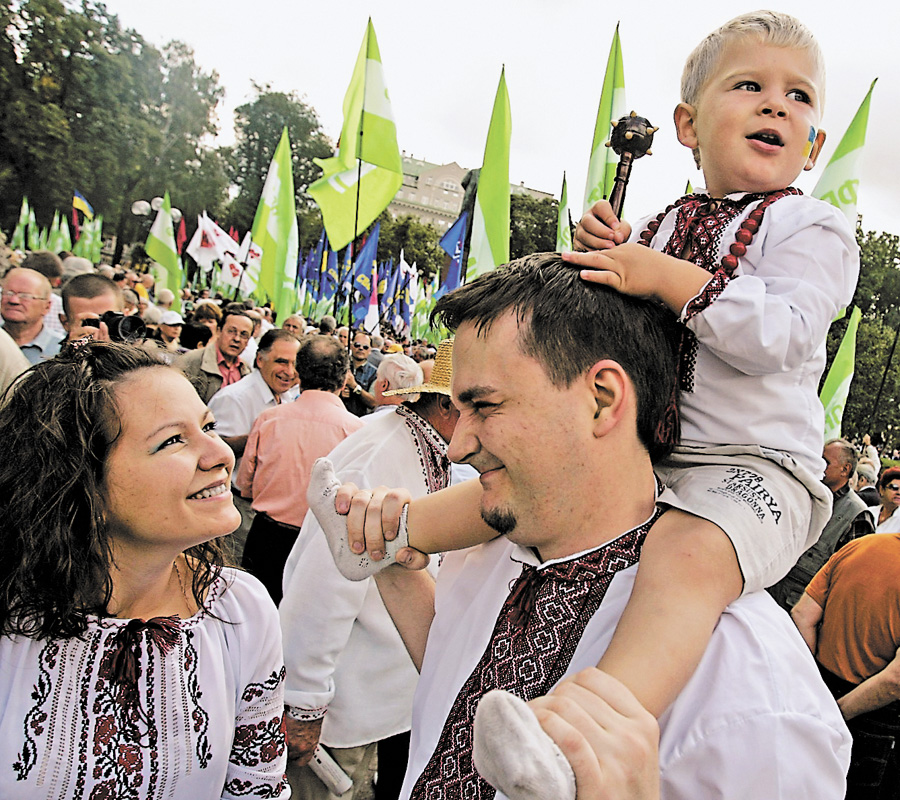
[103,0,899,236]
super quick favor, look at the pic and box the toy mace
[606,112,658,218]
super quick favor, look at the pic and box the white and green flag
[812,79,876,225]
[309,19,402,251]
[251,127,299,321]
[146,192,183,312]
[556,172,572,252]
[10,197,29,250]
[466,67,511,282]
[583,24,626,212]
[820,306,862,440]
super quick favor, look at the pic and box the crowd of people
[0,9,898,800]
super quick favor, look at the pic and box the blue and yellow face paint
[803,126,817,158]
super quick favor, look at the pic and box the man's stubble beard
[481,507,517,536]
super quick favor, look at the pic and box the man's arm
[374,562,436,672]
[836,647,900,720]
[790,592,824,655]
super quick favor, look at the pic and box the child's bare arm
[563,245,712,315]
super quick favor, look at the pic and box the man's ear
[804,128,827,171]
[586,360,629,437]
[59,312,69,332]
[674,103,699,150]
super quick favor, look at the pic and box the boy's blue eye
[787,89,811,104]
[735,81,760,92]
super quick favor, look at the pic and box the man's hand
[531,669,660,800]
[285,715,324,766]
[340,370,356,398]
[66,311,111,342]
[573,200,631,252]
[336,482,429,569]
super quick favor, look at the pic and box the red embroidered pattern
[396,404,452,494]
[410,509,661,800]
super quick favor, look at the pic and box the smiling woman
[0,343,289,800]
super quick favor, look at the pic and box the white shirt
[632,192,858,477]
[402,536,852,800]
[875,505,900,533]
[0,569,289,800]
[280,408,444,748]
[208,369,297,485]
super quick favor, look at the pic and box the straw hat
[383,339,453,396]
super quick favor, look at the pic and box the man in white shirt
[331,254,851,800]
[280,342,458,800]
[209,329,301,560]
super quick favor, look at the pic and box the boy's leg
[473,510,742,799]
[594,510,743,717]
[308,459,495,581]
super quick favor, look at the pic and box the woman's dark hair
[878,467,900,491]
[0,341,226,640]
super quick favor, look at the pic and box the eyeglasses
[223,327,252,340]
[1,289,47,302]
[353,343,370,350]
[886,485,900,492]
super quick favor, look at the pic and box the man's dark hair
[432,252,680,463]
[297,335,350,392]
[318,315,337,334]
[220,309,253,330]
[257,328,301,357]
[61,274,123,316]
[179,322,212,350]
[21,250,63,281]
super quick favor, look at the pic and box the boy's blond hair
[681,10,826,108]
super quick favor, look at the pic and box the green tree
[227,85,332,235]
[509,193,558,259]
[376,212,444,284]
[0,1,227,263]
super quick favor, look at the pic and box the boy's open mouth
[747,131,783,146]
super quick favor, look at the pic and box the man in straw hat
[280,340,460,800]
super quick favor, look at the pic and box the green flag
[466,67,511,282]
[59,215,72,251]
[146,192,183,312]
[251,127,299,322]
[583,24,626,212]
[820,306,862,440]
[47,211,62,252]
[309,19,402,251]
[10,198,28,250]
[90,216,104,263]
[556,172,572,252]
[27,208,39,250]
[812,79,876,225]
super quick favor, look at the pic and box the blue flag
[380,258,397,317]
[351,223,380,327]
[321,249,339,302]
[437,210,468,300]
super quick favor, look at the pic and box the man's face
[216,315,253,359]
[351,334,371,364]
[159,323,182,344]
[257,338,300,395]
[447,313,595,560]
[62,291,122,340]
[678,39,824,197]
[336,327,349,347]
[821,443,849,492]
[1,269,50,326]
[282,317,304,336]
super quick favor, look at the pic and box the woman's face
[880,477,900,514]
[104,368,240,553]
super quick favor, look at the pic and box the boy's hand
[573,200,631,252]
[563,245,710,314]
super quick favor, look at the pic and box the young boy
[311,10,859,798]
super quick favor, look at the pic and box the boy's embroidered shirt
[631,190,859,477]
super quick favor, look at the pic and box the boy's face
[674,39,826,197]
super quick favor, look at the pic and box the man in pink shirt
[237,335,363,604]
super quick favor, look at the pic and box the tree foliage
[0,1,227,261]
[829,228,900,445]
[226,84,332,235]
[509,193,558,259]
[375,211,444,283]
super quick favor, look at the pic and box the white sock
[473,689,576,800]
[306,458,410,581]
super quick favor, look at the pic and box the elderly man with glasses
[0,268,63,364]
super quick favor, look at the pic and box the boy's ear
[804,128,827,171]
[674,103,699,150]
